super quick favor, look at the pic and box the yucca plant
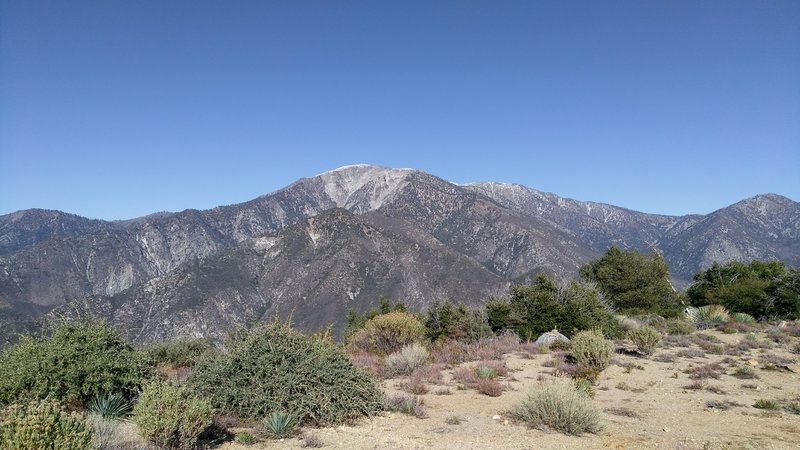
[88,392,132,418]
[731,312,756,325]
[263,411,296,438]
[753,399,779,410]
[686,305,730,329]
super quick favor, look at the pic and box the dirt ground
[217,329,800,450]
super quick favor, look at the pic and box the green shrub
[626,326,662,356]
[347,311,426,355]
[424,300,492,343]
[385,343,429,376]
[188,321,383,425]
[0,321,153,407]
[508,378,603,435]
[580,247,682,317]
[144,337,214,368]
[262,411,296,438]
[0,398,93,450]
[665,318,696,335]
[571,330,615,382]
[498,275,621,341]
[344,298,408,339]
[133,380,213,450]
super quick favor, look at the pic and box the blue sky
[1,1,798,220]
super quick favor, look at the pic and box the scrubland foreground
[2,252,800,450]
[217,328,800,450]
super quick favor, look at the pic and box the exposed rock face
[0,165,797,344]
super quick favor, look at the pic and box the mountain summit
[1,165,797,343]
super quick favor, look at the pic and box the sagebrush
[571,329,615,382]
[508,378,603,435]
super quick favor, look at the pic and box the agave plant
[263,411,296,438]
[87,392,132,418]
[685,305,730,329]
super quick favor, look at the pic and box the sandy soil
[215,329,800,450]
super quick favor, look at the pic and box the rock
[492,415,502,421]
[535,329,570,346]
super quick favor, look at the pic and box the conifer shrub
[0,398,94,450]
[423,300,492,343]
[132,380,213,450]
[626,326,662,356]
[570,329,615,382]
[508,378,603,435]
[188,322,383,425]
[347,311,426,355]
[0,321,153,407]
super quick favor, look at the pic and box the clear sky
[1,1,798,220]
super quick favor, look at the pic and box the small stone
[747,359,759,367]
[663,427,670,432]
[504,419,509,425]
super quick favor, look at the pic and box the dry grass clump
[518,341,546,358]
[508,378,603,436]
[653,353,676,363]
[603,407,639,418]
[473,378,504,397]
[665,318,696,335]
[706,400,742,410]
[400,373,429,395]
[767,327,790,344]
[385,394,427,418]
[452,360,508,396]
[684,363,726,380]
[411,364,445,384]
[300,432,324,448]
[675,348,707,359]
[348,352,384,377]
[662,335,693,348]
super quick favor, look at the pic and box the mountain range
[1,164,798,344]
